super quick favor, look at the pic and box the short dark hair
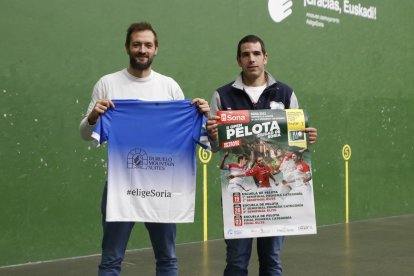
[293,151,303,159]
[125,22,158,48]
[238,155,247,162]
[256,157,264,162]
[237,35,266,58]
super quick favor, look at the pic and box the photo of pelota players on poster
[217,109,317,239]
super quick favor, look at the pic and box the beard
[129,53,154,71]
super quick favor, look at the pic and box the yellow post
[198,147,212,241]
[342,144,352,224]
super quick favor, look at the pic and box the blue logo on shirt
[127,148,175,171]
[127,148,148,169]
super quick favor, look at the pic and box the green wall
[0,0,413,266]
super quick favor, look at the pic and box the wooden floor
[1,214,413,276]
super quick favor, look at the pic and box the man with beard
[79,22,210,276]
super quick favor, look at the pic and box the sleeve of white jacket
[209,91,221,152]
[290,92,299,109]
[79,79,105,141]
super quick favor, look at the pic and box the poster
[217,109,317,239]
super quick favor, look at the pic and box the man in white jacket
[80,22,210,276]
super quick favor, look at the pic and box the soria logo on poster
[268,0,293,23]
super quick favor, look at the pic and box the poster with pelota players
[217,109,317,239]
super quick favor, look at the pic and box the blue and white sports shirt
[92,100,207,222]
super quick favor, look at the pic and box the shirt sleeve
[91,108,113,146]
[245,167,258,177]
[196,115,211,150]
[79,78,107,141]
[301,162,310,173]
[209,91,222,116]
[171,78,185,100]
[290,92,299,109]
[209,91,222,152]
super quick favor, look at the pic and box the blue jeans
[98,184,178,276]
[224,236,284,276]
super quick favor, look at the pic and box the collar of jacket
[231,71,278,90]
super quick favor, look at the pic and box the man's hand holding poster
[217,109,317,239]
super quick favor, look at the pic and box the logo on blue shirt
[127,148,175,171]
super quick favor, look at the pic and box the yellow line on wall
[342,144,352,224]
[203,163,208,241]
[198,147,212,241]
